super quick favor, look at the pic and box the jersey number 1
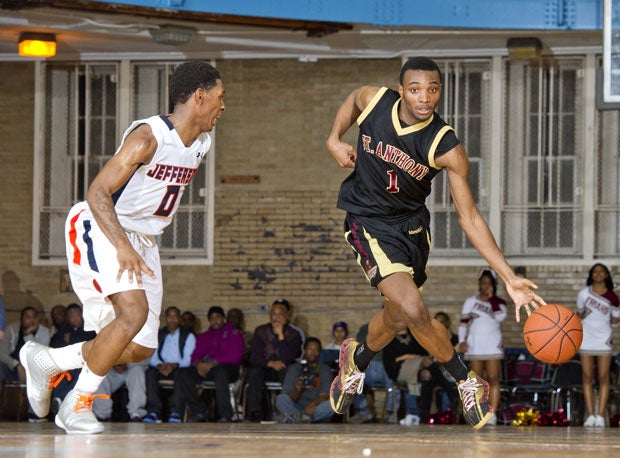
[154,185,181,217]
[386,170,399,193]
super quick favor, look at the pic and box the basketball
[522,304,583,364]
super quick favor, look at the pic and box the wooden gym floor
[1,422,619,458]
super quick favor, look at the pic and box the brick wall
[1,59,618,352]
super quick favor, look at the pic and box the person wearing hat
[169,306,244,422]
[325,321,349,350]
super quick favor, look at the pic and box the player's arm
[86,124,158,287]
[326,85,380,168]
[436,145,546,322]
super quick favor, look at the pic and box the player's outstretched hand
[327,138,357,168]
[116,244,156,287]
[505,276,547,323]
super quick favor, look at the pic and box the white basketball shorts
[64,201,162,349]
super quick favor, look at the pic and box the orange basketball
[522,304,583,364]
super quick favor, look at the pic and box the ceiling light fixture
[506,37,543,61]
[18,32,56,58]
[149,25,196,46]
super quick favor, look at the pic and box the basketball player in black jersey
[326,57,546,429]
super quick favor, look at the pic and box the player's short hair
[169,61,221,106]
[165,306,181,316]
[399,57,442,84]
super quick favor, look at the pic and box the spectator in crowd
[227,307,253,367]
[93,361,148,422]
[324,321,348,351]
[180,311,198,335]
[275,337,333,423]
[245,300,302,422]
[0,306,50,393]
[0,295,6,340]
[143,306,196,423]
[0,306,50,421]
[383,329,429,425]
[273,299,305,359]
[49,304,67,339]
[418,311,459,422]
[577,263,620,427]
[458,269,507,426]
[49,304,96,413]
[170,306,244,422]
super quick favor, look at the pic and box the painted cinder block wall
[0,59,617,350]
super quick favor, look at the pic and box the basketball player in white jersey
[20,61,225,434]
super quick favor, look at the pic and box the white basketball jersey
[113,115,211,235]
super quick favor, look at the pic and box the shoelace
[73,394,110,413]
[457,377,481,411]
[342,371,366,395]
[47,371,72,390]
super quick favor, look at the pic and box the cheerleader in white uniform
[577,263,620,427]
[458,269,507,423]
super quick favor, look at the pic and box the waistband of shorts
[347,209,429,225]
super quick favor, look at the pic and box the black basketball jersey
[337,87,460,217]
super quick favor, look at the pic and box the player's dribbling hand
[505,276,547,323]
[116,245,156,287]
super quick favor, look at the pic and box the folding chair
[549,359,583,424]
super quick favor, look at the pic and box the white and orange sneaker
[55,389,109,435]
[20,341,70,418]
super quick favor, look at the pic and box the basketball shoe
[20,341,68,418]
[55,389,108,435]
[329,338,366,414]
[457,370,494,430]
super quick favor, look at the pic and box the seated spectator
[275,337,333,423]
[324,321,348,351]
[383,329,429,425]
[143,306,196,423]
[93,361,148,422]
[170,306,244,423]
[0,295,6,340]
[49,304,67,339]
[49,303,96,412]
[418,312,459,422]
[180,310,198,335]
[226,307,252,364]
[0,306,50,393]
[245,300,302,422]
[273,299,305,360]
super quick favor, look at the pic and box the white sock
[48,342,85,371]
[74,364,106,394]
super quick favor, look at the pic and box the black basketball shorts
[343,211,431,288]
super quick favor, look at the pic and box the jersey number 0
[154,185,181,217]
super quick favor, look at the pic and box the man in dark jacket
[245,300,302,422]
